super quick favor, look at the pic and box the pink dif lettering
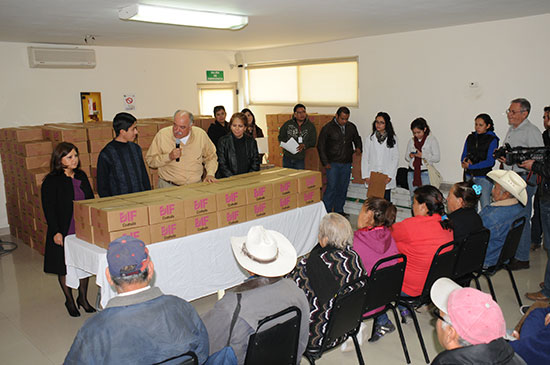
[194,198,207,210]
[254,187,266,198]
[254,203,266,214]
[160,204,175,216]
[226,211,239,222]
[306,177,316,186]
[225,192,237,203]
[128,231,140,238]
[119,210,137,223]
[280,197,290,207]
[161,224,176,236]
[194,216,208,228]
[305,191,314,200]
[280,182,290,193]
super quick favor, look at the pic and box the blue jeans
[465,175,493,211]
[323,162,351,214]
[541,200,550,297]
[282,155,305,169]
[515,173,538,262]
[407,170,430,204]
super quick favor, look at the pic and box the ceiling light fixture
[118,4,248,30]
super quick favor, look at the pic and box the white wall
[242,14,550,185]
[0,42,238,228]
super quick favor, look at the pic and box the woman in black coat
[447,180,484,242]
[216,112,260,178]
[42,142,95,317]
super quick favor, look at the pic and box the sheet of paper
[280,137,299,154]
[256,137,268,154]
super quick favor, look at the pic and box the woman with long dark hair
[404,117,440,201]
[361,112,399,201]
[42,142,95,317]
[241,108,264,138]
[460,113,499,209]
[216,112,260,178]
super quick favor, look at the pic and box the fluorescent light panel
[119,4,248,30]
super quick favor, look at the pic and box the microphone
[175,139,181,162]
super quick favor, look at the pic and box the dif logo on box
[120,210,137,227]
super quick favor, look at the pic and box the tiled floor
[0,226,546,364]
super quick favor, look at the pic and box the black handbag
[396,167,409,190]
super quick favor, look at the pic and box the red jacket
[392,215,453,296]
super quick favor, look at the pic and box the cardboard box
[42,126,87,142]
[245,181,273,204]
[74,197,121,224]
[137,135,154,149]
[125,195,184,225]
[246,200,274,220]
[217,206,247,228]
[185,212,218,235]
[8,127,44,142]
[90,152,99,167]
[75,219,94,243]
[297,188,321,207]
[88,139,110,153]
[272,194,298,214]
[198,184,247,210]
[17,154,50,170]
[79,153,91,167]
[85,125,113,140]
[92,225,151,248]
[15,140,53,157]
[149,219,186,243]
[91,202,149,231]
[136,123,158,136]
[267,176,298,198]
[164,189,217,217]
[288,170,322,192]
[27,167,49,187]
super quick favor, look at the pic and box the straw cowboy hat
[487,170,527,205]
[231,226,297,277]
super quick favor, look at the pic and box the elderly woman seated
[202,226,310,365]
[288,212,365,350]
[480,170,526,268]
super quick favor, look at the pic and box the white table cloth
[65,202,326,308]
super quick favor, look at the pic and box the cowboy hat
[487,170,527,205]
[230,226,297,277]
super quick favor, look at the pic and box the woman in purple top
[353,197,400,342]
[42,142,94,317]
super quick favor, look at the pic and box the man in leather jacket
[317,106,362,216]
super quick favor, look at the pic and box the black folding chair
[244,306,302,365]
[362,254,410,363]
[453,228,490,288]
[153,350,198,365]
[481,216,526,307]
[399,240,458,364]
[304,276,368,365]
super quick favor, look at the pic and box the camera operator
[520,154,550,301]
[498,98,544,270]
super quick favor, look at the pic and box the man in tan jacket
[146,110,218,187]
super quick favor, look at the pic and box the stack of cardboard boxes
[73,168,322,248]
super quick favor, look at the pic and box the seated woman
[447,181,484,241]
[202,226,310,365]
[216,112,260,178]
[288,213,365,349]
[392,185,453,300]
[353,197,399,342]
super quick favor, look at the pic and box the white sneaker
[340,323,366,352]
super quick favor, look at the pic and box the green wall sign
[206,70,224,81]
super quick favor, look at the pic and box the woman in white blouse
[361,112,399,202]
[404,117,440,202]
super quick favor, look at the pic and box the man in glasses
[430,278,525,365]
[499,98,544,271]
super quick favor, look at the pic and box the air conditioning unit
[27,47,96,69]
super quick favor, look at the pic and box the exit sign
[206,70,224,81]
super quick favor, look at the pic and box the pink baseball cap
[430,278,505,345]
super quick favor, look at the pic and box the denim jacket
[480,199,523,267]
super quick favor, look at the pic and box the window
[246,58,358,107]
[197,83,237,117]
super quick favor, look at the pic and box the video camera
[493,143,550,165]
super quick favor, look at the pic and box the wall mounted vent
[27,47,96,69]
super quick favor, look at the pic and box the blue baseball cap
[107,236,150,278]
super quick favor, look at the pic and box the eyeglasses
[506,109,525,115]
[432,308,452,325]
